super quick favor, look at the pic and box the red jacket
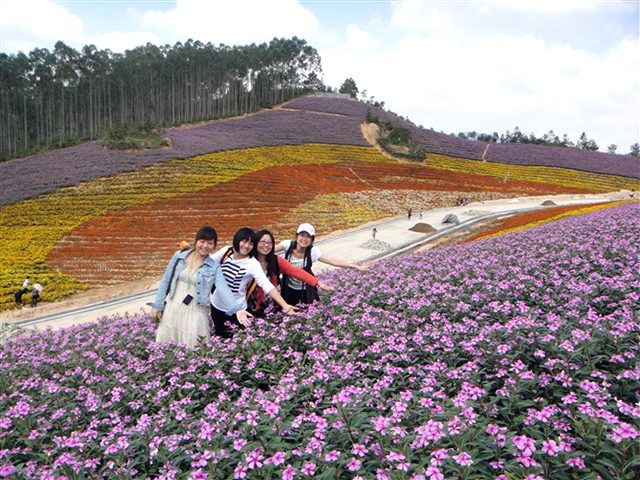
[250,256,318,311]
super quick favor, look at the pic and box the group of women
[150,223,368,348]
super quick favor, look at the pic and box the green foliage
[101,122,169,150]
[367,111,426,161]
[339,77,359,98]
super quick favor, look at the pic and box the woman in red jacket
[248,229,332,315]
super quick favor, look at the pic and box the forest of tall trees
[0,37,323,160]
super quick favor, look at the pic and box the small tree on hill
[629,143,640,157]
[577,132,599,151]
[339,78,359,98]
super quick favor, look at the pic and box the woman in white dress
[151,225,247,348]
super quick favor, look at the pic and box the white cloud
[345,24,378,51]
[486,0,596,13]
[321,17,639,149]
[0,0,84,53]
[389,0,454,34]
[141,0,320,46]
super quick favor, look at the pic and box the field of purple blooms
[0,109,366,206]
[285,96,640,180]
[4,94,638,206]
[1,204,639,479]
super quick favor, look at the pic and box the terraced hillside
[1,94,637,310]
[286,96,640,179]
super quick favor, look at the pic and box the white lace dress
[155,267,210,348]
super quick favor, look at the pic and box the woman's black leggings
[210,305,242,338]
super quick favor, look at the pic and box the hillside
[1,94,638,310]
[1,94,638,207]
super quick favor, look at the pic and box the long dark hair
[251,229,280,279]
[287,236,314,273]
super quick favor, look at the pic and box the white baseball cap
[296,223,316,236]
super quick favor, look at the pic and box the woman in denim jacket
[150,225,248,348]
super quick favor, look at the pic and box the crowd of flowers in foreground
[1,204,639,479]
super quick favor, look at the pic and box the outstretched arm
[277,256,319,286]
[318,254,369,272]
[267,288,298,314]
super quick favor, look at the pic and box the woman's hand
[283,304,299,315]
[150,308,162,324]
[236,310,254,327]
[352,261,370,272]
[317,281,334,291]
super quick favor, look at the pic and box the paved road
[2,192,621,333]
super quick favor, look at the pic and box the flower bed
[43,148,580,292]
[426,154,638,192]
[0,143,598,311]
[1,145,382,309]
[286,95,640,179]
[1,203,638,478]
[485,143,640,180]
[0,110,367,206]
[465,202,626,242]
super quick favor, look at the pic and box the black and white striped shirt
[209,248,275,311]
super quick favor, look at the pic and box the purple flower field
[2,95,637,206]
[0,109,366,206]
[485,143,640,180]
[286,96,640,180]
[1,203,638,479]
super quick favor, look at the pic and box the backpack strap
[245,279,258,301]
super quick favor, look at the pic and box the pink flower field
[1,203,638,479]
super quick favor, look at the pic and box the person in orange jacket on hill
[248,229,333,315]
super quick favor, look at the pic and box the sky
[1,0,639,153]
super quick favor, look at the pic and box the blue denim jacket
[149,249,242,315]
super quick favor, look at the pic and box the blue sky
[1,0,639,152]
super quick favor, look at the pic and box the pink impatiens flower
[541,440,561,456]
[347,458,362,471]
[453,452,473,467]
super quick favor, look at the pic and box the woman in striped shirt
[210,227,297,338]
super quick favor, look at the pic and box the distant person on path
[248,229,332,316]
[419,211,424,220]
[275,223,368,306]
[407,208,412,220]
[14,288,28,307]
[372,227,378,239]
[30,283,43,307]
[210,227,297,338]
[151,225,248,349]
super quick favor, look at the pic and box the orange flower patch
[46,160,587,287]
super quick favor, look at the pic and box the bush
[101,123,169,150]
